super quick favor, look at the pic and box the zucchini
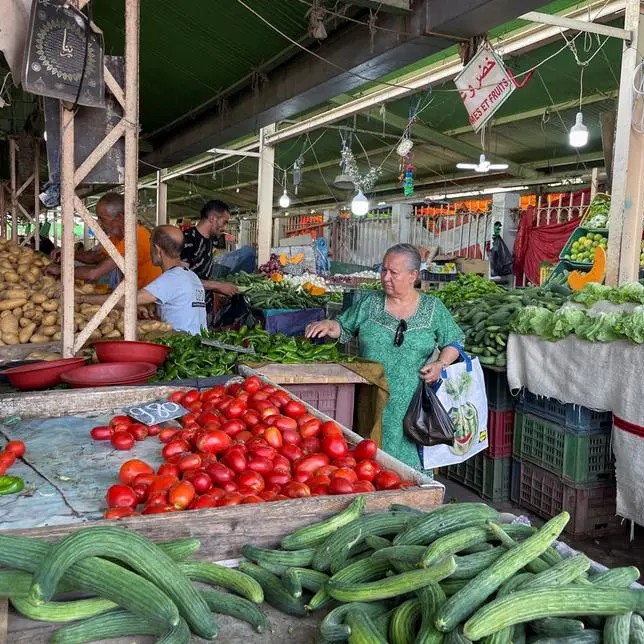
[29,527,217,640]
[631,614,644,644]
[451,548,506,580]
[435,513,569,632]
[464,587,644,640]
[10,595,115,623]
[347,608,389,644]
[238,562,307,617]
[394,504,499,546]
[590,567,641,587]
[179,560,263,603]
[530,631,601,644]
[49,609,162,644]
[604,611,632,644]
[200,588,267,633]
[314,511,417,572]
[241,544,315,573]
[416,582,446,644]
[389,598,421,644]
[531,617,585,637]
[327,556,456,602]
[281,496,366,549]
[522,555,591,590]
[306,558,390,612]
[320,601,390,642]
[0,534,178,629]
[282,567,328,598]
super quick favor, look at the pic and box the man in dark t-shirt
[181,200,238,321]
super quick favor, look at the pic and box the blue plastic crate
[520,391,612,435]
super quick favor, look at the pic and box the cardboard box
[455,258,489,275]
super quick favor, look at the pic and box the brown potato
[2,332,19,345]
[12,307,22,318]
[103,329,122,339]
[29,334,50,344]
[16,264,30,275]
[0,315,18,334]
[19,323,36,344]
[52,331,61,341]
[40,326,57,337]
[41,300,59,311]
[4,288,29,300]
[3,272,19,283]
[31,293,47,304]
[42,313,57,327]
[0,298,27,311]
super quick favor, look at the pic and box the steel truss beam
[7,137,40,249]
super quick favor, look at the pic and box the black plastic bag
[403,382,456,447]
[211,294,258,330]
[489,236,514,277]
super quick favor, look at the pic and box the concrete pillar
[256,124,276,265]
[156,169,168,225]
[391,202,410,245]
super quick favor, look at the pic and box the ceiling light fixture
[456,154,509,173]
[279,189,290,209]
[351,190,369,217]
[569,112,589,148]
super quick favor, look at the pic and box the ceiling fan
[456,154,509,173]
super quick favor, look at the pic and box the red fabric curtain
[514,189,590,284]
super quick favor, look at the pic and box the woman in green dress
[305,244,463,472]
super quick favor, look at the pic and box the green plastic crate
[446,453,512,502]
[513,412,614,487]
[559,227,608,267]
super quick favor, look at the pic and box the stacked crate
[446,368,516,502]
[511,391,619,537]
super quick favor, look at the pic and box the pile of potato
[0,240,172,346]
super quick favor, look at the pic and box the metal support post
[256,124,276,266]
[606,0,643,285]
[590,167,600,199]
[33,142,40,251]
[0,183,6,239]
[9,138,17,243]
[156,169,167,225]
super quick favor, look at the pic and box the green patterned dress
[337,292,464,472]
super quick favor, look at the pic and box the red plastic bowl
[93,341,169,366]
[2,358,87,391]
[60,362,158,388]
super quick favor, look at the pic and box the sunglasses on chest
[394,319,407,347]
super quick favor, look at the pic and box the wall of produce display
[153,328,351,381]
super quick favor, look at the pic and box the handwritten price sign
[125,399,188,426]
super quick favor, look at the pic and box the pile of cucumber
[242,497,644,643]
[449,287,569,367]
[0,527,267,643]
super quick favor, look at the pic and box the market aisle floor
[438,477,644,578]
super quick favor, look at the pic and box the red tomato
[251,424,267,438]
[118,459,154,485]
[297,413,316,427]
[333,468,358,484]
[300,437,321,454]
[197,411,221,427]
[215,396,234,414]
[158,463,180,478]
[146,424,161,437]
[221,448,247,474]
[248,444,276,460]
[148,474,179,497]
[178,453,202,472]
[281,430,301,446]
[226,400,246,419]
[235,391,250,405]
[144,492,168,508]
[110,415,131,428]
[196,430,231,454]
[241,409,261,428]
[271,454,292,474]
[310,485,330,496]
[280,444,304,463]
[227,383,242,396]
[265,470,291,487]
[235,431,253,444]
[354,439,378,461]
[247,456,273,474]
[221,420,245,437]
[178,429,197,448]
[206,463,234,485]
[158,428,179,444]
[218,492,243,506]
[282,481,311,498]
[295,453,330,475]
[203,488,225,503]
[90,426,111,441]
[269,416,298,432]
[181,389,200,406]
[353,480,376,493]
[111,421,133,435]
[237,470,265,493]
[300,419,322,439]
[132,483,149,504]
[321,421,343,438]
[307,474,331,488]
[190,495,218,510]
[111,431,134,451]
[129,424,149,441]
[261,385,277,394]
[284,400,306,419]
[374,469,401,491]
[270,391,291,409]
[293,471,312,484]
[133,472,156,487]
[169,391,185,403]
[106,484,137,509]
[241,494,263,504]
[260,406,280,422]
[243,376,262,393]
[250,391,271,406]
[201,385,226,402]
[162,439,190,461]
[399,480,416,488]
[321,435,348,459]
[264,427,283,450]
[259,490,279,502]
[185,401,203,414]
[168,480,195,510]
[181,413,198,425]
[314,464,338,477]
[355,459,380,482]
[104,507,135,520]
[142,504,175,515]
[329,477,354,495]
[333,456,357,469]
[222,480,239,493]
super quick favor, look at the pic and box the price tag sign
[125,399,188,426]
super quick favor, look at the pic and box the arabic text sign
[455,45,515,132]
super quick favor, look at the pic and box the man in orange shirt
[46,193,161,289]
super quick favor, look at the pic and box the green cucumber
[590,567,641,587]
[320,601,390,642]
[522,555,591,589]
[366,535,393,551]
[436,513,569,632]
[10,595,115,623]
[241,544,315,573]
[529,631,601,644]
[371,545,426,565]
[282,567,328,598]
[486,521,555,574]
[179,561,263,603]
[531,617,585,637]
[464,587,644,640]
[416,581,446,644]
[389,598,421,644]
[346,609,389,644]
[630,614,644,644]
[604,611,632,644]
[445,627,472,644]
[200,588,267,633]
[451,548,506,580]
[238,562,307,617]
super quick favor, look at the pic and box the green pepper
[0,476,24,495]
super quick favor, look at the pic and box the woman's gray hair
[384,244,421,272]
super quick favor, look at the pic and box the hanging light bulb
[569,112,588,148]
[279,189,290,209]
[351,190,369,217]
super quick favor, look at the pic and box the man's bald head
[151,225,184,259]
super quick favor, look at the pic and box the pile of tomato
[0,440,25,476]
[102,377,413,519]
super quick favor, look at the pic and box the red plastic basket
[60,362,157,388]
[486,409,514,458]
[2,358,87,390]
[93,341,169,366]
